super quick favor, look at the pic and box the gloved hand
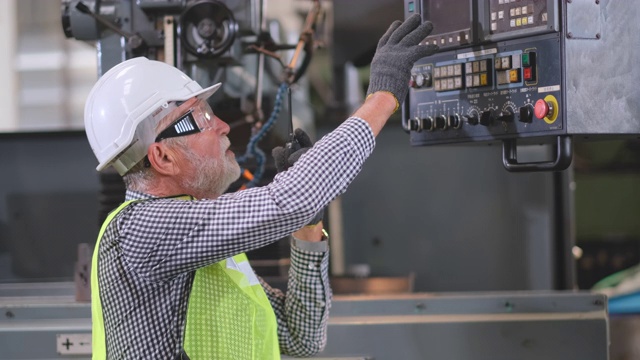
[367,14,438,110]
[272,129,325,226]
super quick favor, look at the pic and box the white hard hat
[84,57,221,175]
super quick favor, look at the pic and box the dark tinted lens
[155,111,201,142]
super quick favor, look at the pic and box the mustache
[220,137,231,151]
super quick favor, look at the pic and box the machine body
[403,0,640,171]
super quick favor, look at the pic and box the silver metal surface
[566,0,601,40]
[0,285,609,359]
[566,0,640,135]
[318,292,609,359]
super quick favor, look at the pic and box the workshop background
[0,0,638,359]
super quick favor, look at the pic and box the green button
[408,2,415,12]
[522,53,530,66]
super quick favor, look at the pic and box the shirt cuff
[291,235,329,253]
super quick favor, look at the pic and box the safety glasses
[155,110,201,142]
[154,101,215,142]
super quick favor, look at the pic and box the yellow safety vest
[91,199,280,359]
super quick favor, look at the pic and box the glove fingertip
[294,128,313,147]
[421,20,434,33]
[271,146,283,157]
[377,20,402,49]
[272,147,287,172]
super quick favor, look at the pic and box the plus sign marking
[56,334,92,355]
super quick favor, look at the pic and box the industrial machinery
[61,0,324,282]
[0,1,618,358]
[62,0,322,188]
[403,0,640,171]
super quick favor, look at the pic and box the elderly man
[84,14,436,359]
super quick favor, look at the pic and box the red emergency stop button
[534,99,550,119]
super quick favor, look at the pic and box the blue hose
[236,82,288,187]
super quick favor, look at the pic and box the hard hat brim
[192,82,222,102]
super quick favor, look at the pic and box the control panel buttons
[422,117,435,131]
[497,71,509,85]
[411,65,433,89]
[434,115,447,130]
[536,95,560,124]
[465,59,492,89]
[433,63,463,92]
[501,56,511,70]
[523,67,533,81]
[409,117,437,132]
[414,73,425,87]
[448,114,462,129]
[534,99,551,119]
[509,69,520,83]
[408,117,421,131]
[522,52,537,82]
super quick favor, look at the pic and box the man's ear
[147,143,180,175]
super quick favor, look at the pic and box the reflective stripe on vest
[91,199,280,359]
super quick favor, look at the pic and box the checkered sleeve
[119,117,374,283]
[259,240,331,357]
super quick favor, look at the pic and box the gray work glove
[367,14,438,108]
[272,129,324,226]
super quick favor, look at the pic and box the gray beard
[182,149,241,199]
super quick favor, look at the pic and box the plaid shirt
[96,117,375,359]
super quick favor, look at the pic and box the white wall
[0,0,18,131]
[1,0,97,132]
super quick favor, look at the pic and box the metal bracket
[566,0,602,40]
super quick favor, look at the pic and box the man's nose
[216,116,231,135]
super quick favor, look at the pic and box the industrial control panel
[403,0,640,171]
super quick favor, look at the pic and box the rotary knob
[497,110,514,123]
[479,110,494,126]
[464,113,479,125]
[519,104,534,123]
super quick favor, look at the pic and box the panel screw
[5,311,14,319]
[504,301,514,312]
[595,33,601,39]
[567,32,573,39]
